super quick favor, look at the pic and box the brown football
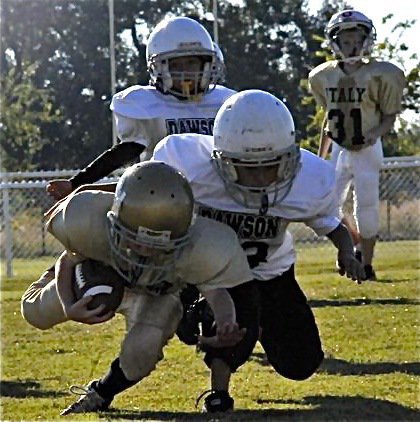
[72,259,125,316]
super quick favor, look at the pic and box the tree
[1,0,417,171]
[0,62,61,171]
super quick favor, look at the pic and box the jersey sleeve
[287,151,341,236]
[304,188,341,236]
[177,217,253,292]
[308,67,328,109]
[113,112,150,146]
[152,134,200,176]
[46,191,113,261]
[376,63,406,115]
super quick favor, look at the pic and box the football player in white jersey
[308,10,406,280]
[46,16,235,200]
[21,161,252,415]
[151,90,365,412]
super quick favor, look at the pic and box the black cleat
[197,390,234,413]
[363,265,377,281]
[60,380,112,415]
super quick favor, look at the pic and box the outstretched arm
[327,223,365,283]
[47,142,144,200]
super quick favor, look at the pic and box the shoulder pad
[110,85,166,119]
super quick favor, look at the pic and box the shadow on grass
[249,353,420,376]
[309,297,419,307]
[100,395,420,420]
[0,379,66,398]
[319,357,420,376]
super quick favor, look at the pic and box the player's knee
[270,349,324,380]
[358,206,379,238]
[120,326,165,381]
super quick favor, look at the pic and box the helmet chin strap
[339,55,370,65]
[259,193,269,216]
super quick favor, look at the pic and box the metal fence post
[2,187,14,277]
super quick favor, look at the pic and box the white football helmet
[325,10,376,64]
[213,42,226,83]
[212,90,301,213]
[146,17,219,99]
[107,161,194,289]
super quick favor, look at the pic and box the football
[72,259,125,316]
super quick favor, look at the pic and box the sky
[308,0,419,70]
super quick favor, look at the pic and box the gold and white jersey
[308,59,405,150]
[110,85,236,159]
[46,191,252,295]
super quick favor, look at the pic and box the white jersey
[152,134,341,280]
[110,85,236,159]
[46,190,252,295]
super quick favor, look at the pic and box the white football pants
[334,139,383,239]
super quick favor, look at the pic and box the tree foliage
[1,0,418,172]
[0,62,61,170]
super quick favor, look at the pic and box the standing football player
[21,161,252,414]
[308,9,406,280]
[151,89,365,412]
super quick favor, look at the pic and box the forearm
[326,223,354,257]
[55,251,77,313]
[367,113,397,140]
[69,142,144,189]
[318,116,332,158]
[72,182,117,194]
[318,134,332,159]
[201,288,236,327]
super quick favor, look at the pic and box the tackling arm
[47,142,144,200]
[198,288,246,348]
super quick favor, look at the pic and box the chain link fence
[1,157,419,277]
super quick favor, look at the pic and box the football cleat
[60,380,112,415]
[196,389,234,413]
[363,264,377,281]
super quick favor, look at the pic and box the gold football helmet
[107,161,194,289]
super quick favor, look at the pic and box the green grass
[1,241,419,421]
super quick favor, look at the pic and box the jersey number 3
[242,241,269,269]
[327,108,364,147]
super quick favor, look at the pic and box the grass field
[1,241,419,421]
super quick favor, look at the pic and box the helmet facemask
[107,212,189,289]
[148,49,218,100]
[330,26,375,64]
[212,144,301,214]
[326,10,376,64]
[106,161,194,291]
